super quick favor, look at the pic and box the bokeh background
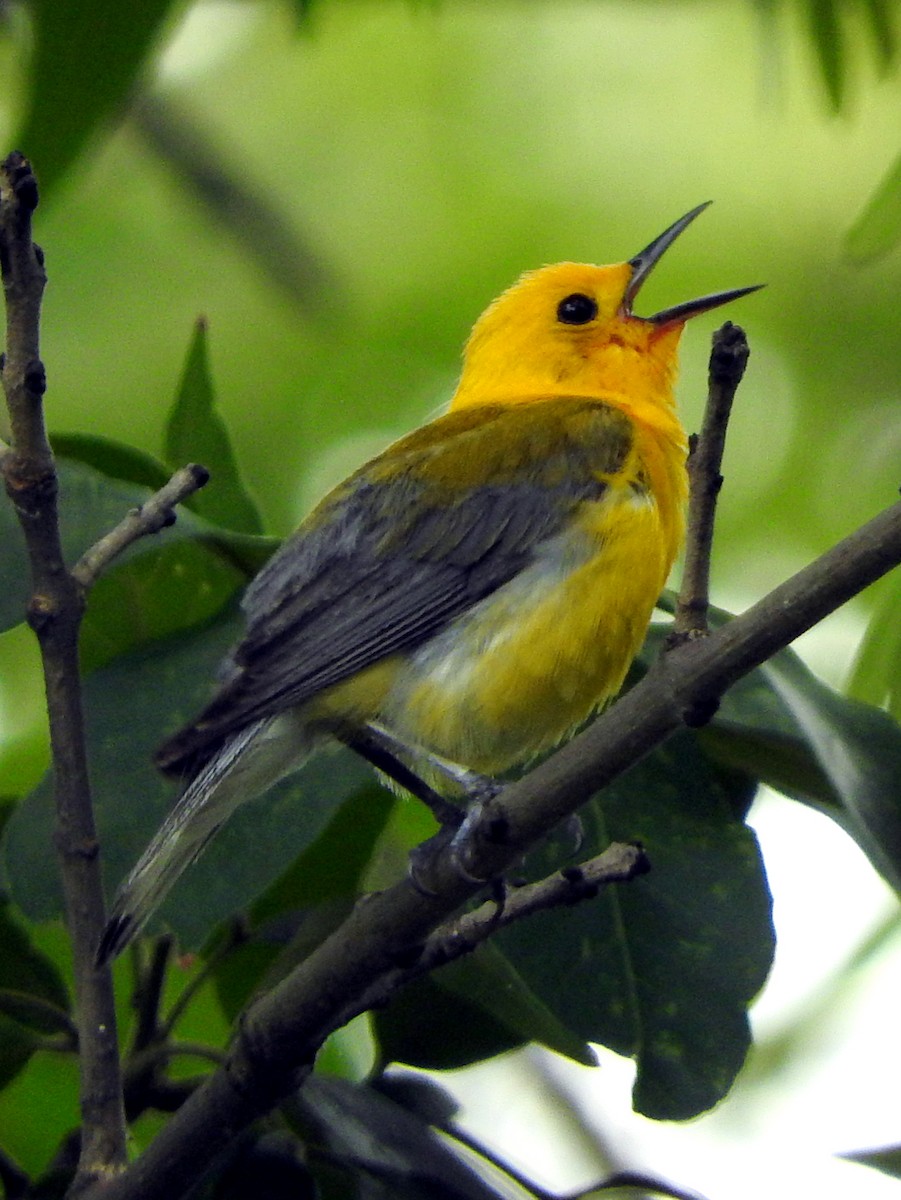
[1,2,901,1197]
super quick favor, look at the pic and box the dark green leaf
[0,989,74,1038]
[0,1016,39,1090]
[805,0,845,109]
[373,1075,460,1127]
[0,457,209,635]
[500,731,774,1121]
[0,900,70,1016]
[3,613,368,950]
[374,941,593,1072]
[427,943,594,1066]
[165,318,264,535]
[374,970,526,1071]
[254,783,394,923]
[0,890,71,1083]
[861,0,898,71]
[649,606,901,894]
[846,148,901,262]
[641,622,832,807]
[79,539,244,674]
[296,1076,505,1200]
[193,1130,316,1200]
[841,1144,901,1180]
[753,649,901,894]
[213,781,392,1021]
[16,0,183,201]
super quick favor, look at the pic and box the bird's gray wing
[157,398,634,774]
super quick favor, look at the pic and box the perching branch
[93,481,901,1200]
[0,152,208,1193]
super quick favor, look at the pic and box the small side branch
[421,843,646,972]
[669,322,749,644]
[72,463,210,590]
[351,843,648,1017]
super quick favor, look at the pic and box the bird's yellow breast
[370,409,685,780]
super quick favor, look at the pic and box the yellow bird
[98,203,759,963]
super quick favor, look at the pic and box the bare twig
[414,843,646,975]
[94,486,901,1200]
[346,843,648,1015]
[130,936,174,1055]
[0,152,129,1185]
[669,322,750,645]
[72,464,210,590]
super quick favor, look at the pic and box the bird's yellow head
[452,204,760,419]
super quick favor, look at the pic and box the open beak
[623,202,763,327]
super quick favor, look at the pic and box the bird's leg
[359,720,503,806]
[339,722,508,893]
[363,722,505,807]
[338,724,465,828]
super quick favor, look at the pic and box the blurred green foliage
[1,0,901,1196]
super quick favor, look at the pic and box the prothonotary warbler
[98,203,760,963]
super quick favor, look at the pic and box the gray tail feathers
[97,717,304,966]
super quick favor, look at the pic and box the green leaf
[49,433,172,492]
[0,454,275,643]
[0,457,208,635]
[375,970,525,1071]
[297,1076,505,1200]
[165,318,264,535]
[754,649,901,894]
[0,1016,39,1091]
[374,941,593,1072]
[805,0,845,110]
[846,569,901,719]
[0,892,71,1085]
[841,1144,901,1180]
[499,731,774,1121]
[0,989,74,1038]
[254,783,394,924]
[79,539,244,674]
[0,901,69,1018]
[846,148,901,262]
[16,0,183,202]
[213,781,392,1021]
[648,605,901,894]
[3,613,367,950]
[861,0,898,72]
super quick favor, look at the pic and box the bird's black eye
[556,293,598,325]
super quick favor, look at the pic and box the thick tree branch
[94,486,901,1200]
